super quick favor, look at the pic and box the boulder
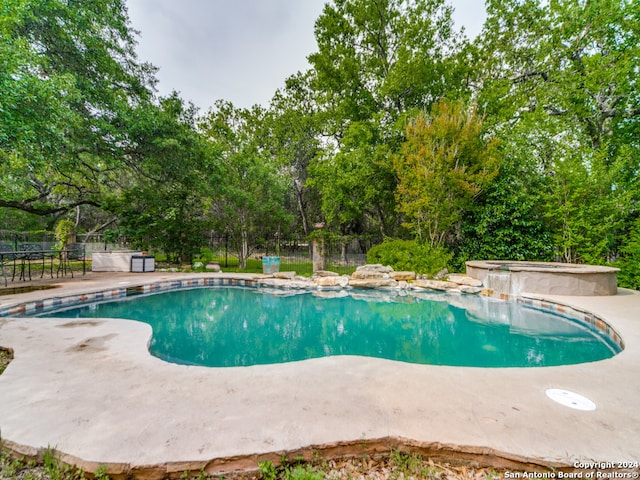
[258,278,311,289]
[434,268,449,280]
[314,276,349,288]
[389,271,416,281]
[273,271,296,279]
[355,264,394,274]
[447,274,483,287]
[313,270,340,277]
[205,262,221,272]
[413,279,459,291]
[349,278,398,289]
[351,269,385,279]
[460,285,483,294]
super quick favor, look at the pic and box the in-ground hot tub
[466,260,619,297]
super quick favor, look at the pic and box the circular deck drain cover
[546,389,596,411]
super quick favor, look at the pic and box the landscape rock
[351,269,385,279]
[313,270,340,277]
[413,279,459,291]
[205,262,221,272]
[389,271,416,281]
[258,278,312,289]
[434,268,449,280]
[447,274,483,287]
[314,276,350,288]
[349,278,398,289]
[273,271,296,279]
[355,264,394,274]
[460,285,483,294]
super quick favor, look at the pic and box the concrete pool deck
[0,272,639,478]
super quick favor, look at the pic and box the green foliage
[474,0,639,264]
[94,465,111,480]
[1,0,638,271]
[259,460,278,480]
[389,450,441,479]
[267,72,323,236]
[259,458,324,480]
[309,0,461,119]
[307,116,398,237]
[284,464,324,480]
[0,445,110,480]
[616,218,640,291]
[42,446,87,480]
[107,94,220,263]
[459,142,554,262]
[307,0,467,239]
[0,452,27,478]
[0,0,155,215]
[393,100,500,247]
[54,219,76,249]
[179,467,209,480]
[201,101,293,269]
[366,238,452,276]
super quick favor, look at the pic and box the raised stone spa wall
[466,260,619,297]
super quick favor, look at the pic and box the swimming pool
[40,286,621,368]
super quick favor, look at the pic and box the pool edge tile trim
[0,276,625,351]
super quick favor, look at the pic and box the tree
[201,101,291,269]
[474,0,639,263]
[309,0,462,120]
[0,0,156,216]
[306,0,466,238]
[616,217,640,290]
[106,94,221,263]
[266,72,323,237]
[393,99,500,247]
[459,122,554,262]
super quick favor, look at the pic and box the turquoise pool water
[42,287,620,368]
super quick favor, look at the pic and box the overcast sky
[126,1,487,112]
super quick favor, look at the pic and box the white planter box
[91,251,142,272]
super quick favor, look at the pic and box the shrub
[616,218,640,291]
[54,219,76,249]
[366,238,452,276]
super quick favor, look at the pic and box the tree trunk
[238,228,249,269]
[294,179,309,236]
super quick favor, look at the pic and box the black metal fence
[203,233,379,274]
[0,229,381,278]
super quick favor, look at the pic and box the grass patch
[205,257,357,277]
